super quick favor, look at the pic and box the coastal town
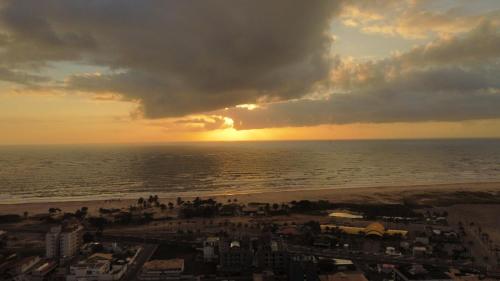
[1,193,499,281]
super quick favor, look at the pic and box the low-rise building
[6,256,41,281]
[66,253,128,281]
[138,259,196,281]
[319,272,369,281]
[29,260,58,281]
[394,264,452,281]
[321,222,408,238]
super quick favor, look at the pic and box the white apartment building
[46,226,62,259]
[45,224,83,261]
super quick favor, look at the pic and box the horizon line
[1,136,500,147]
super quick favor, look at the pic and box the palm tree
[138,197,144,205]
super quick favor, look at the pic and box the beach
[1,181,499,215]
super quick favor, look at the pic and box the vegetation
[0,214,22,224]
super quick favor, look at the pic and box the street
[121,243,158,281]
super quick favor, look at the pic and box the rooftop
[320,272,369,281]
[143,259,184,271]
[396,264,452,280]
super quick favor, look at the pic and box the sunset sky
[0,0,499,144]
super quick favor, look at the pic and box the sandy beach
[1,181,499,215]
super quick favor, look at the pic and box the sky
[0,0,499,144]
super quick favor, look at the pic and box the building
[317,258,357,274]
[138,259,194,281]
[319,272,369,281]
[45,226,62,259]
[8,256,41,276]
[289,255,318,281]
[219,238,254,274]
[243,203,267,216]
[45,224,84,261]
[386,247,402,256]
[412,246,430,257]
[256,237,289,274]
[29,260,58,281]
[394,264,452,281]
[66,253,128,281]
[203,237,219,262]
[321,222,408,238]
[60,224,84,261]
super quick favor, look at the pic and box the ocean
[0,139,499,203]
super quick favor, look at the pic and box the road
[287,245,484,272]
[121,243,158,281]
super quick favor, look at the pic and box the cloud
[145,115,231,132]
[0,0,340,117]
[222,22,500,129]
[340,0,500,39]
[1,0,498,131]
[0,67,49,85]
[174,116,231,131]
[398,21,500,66]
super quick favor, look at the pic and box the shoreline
[1,181,499,215]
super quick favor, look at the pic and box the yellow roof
[321,223,407,237]
[365,223,385,237]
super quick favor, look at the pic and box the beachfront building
[45,226,62,259]
[60,224,84,261]
[45,224,84,261]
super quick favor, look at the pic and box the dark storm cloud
[0,0,340,116]
[225,67,500,129]
[224,22,500,129]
